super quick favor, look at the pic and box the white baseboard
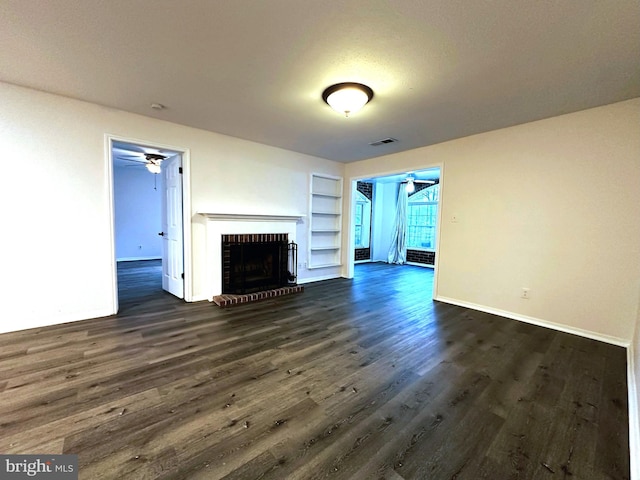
[434,296,629,347]
[629,345,640,480]
[116,256,162,262]
[298,273,342,284]
[0,308,115,335]
[190,294,210,303]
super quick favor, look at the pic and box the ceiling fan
[115,147,166,174]
[401,174,435,193]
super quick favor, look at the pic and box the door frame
[343,162,444,300]
[105,134,193,313]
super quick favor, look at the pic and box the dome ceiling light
[322,82,374,117]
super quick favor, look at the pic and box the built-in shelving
[309,173,343,269]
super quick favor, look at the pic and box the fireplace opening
[222,234,297,295]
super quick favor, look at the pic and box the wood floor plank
[0,260,629,479]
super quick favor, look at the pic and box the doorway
[347,166,442,297]
[107,136,191,313]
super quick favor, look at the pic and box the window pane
[406,185,438,249]
[355,204,363,225]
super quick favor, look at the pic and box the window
[355,203,363,246]
[354,191,371,248]
[407,184,439,249]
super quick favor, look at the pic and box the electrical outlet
[521,288,530,299]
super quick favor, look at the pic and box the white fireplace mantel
[198,212,305,222]
[199,212,305,300]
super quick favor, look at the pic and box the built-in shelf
[311,192,341,198]
[311,210,341,215]
[310,262,343,269]
[309,173,343,269]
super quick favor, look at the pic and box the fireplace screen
[222,234,296,295]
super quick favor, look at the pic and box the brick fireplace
[222,233,290,294]
[199,212,304,306]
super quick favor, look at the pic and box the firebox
[221,234,296,295]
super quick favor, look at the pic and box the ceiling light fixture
[322,82,373,117]
[405,177,415,193]
[144,153,165,174]
[146,162,161,174]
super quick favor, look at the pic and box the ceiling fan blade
[113,143,167,160]
[120,156,148,164]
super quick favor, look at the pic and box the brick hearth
[212,285,304,307]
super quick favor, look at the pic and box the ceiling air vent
[369,137,398,147]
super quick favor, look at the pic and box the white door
[161,154,184,298]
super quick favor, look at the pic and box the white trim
[181,149,194,302]
[200,214,301,300]
[105,138,118,315]
[198,212,305,222]
[298,273,343,284]
[343,180,357,279]
[106,134,194,307]
[434,295,630,347]
[344,162,444,290]
[406,262,434,269]
[310,172,343,182]
[629,344,640,480]
[116,256,162,262]
[432,163,444,300]
[189,294,210,303]
[0,308,115,335]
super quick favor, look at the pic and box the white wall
[346,98,640,344]
[2,80,638,345]
[0,81,343,334]
[113,165,162,261]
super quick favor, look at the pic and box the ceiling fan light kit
[146,162,162,174]
[402,174,435,194]
[406,177,415,193]
[322,82,373,117]
[118,148,166,174]
[142,153,166,174]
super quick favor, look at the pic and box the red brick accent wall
[355,248,371,261]
[407,249,435,265]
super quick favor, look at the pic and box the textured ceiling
[1,0,638,163]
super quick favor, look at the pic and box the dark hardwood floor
[0,261,630,479]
